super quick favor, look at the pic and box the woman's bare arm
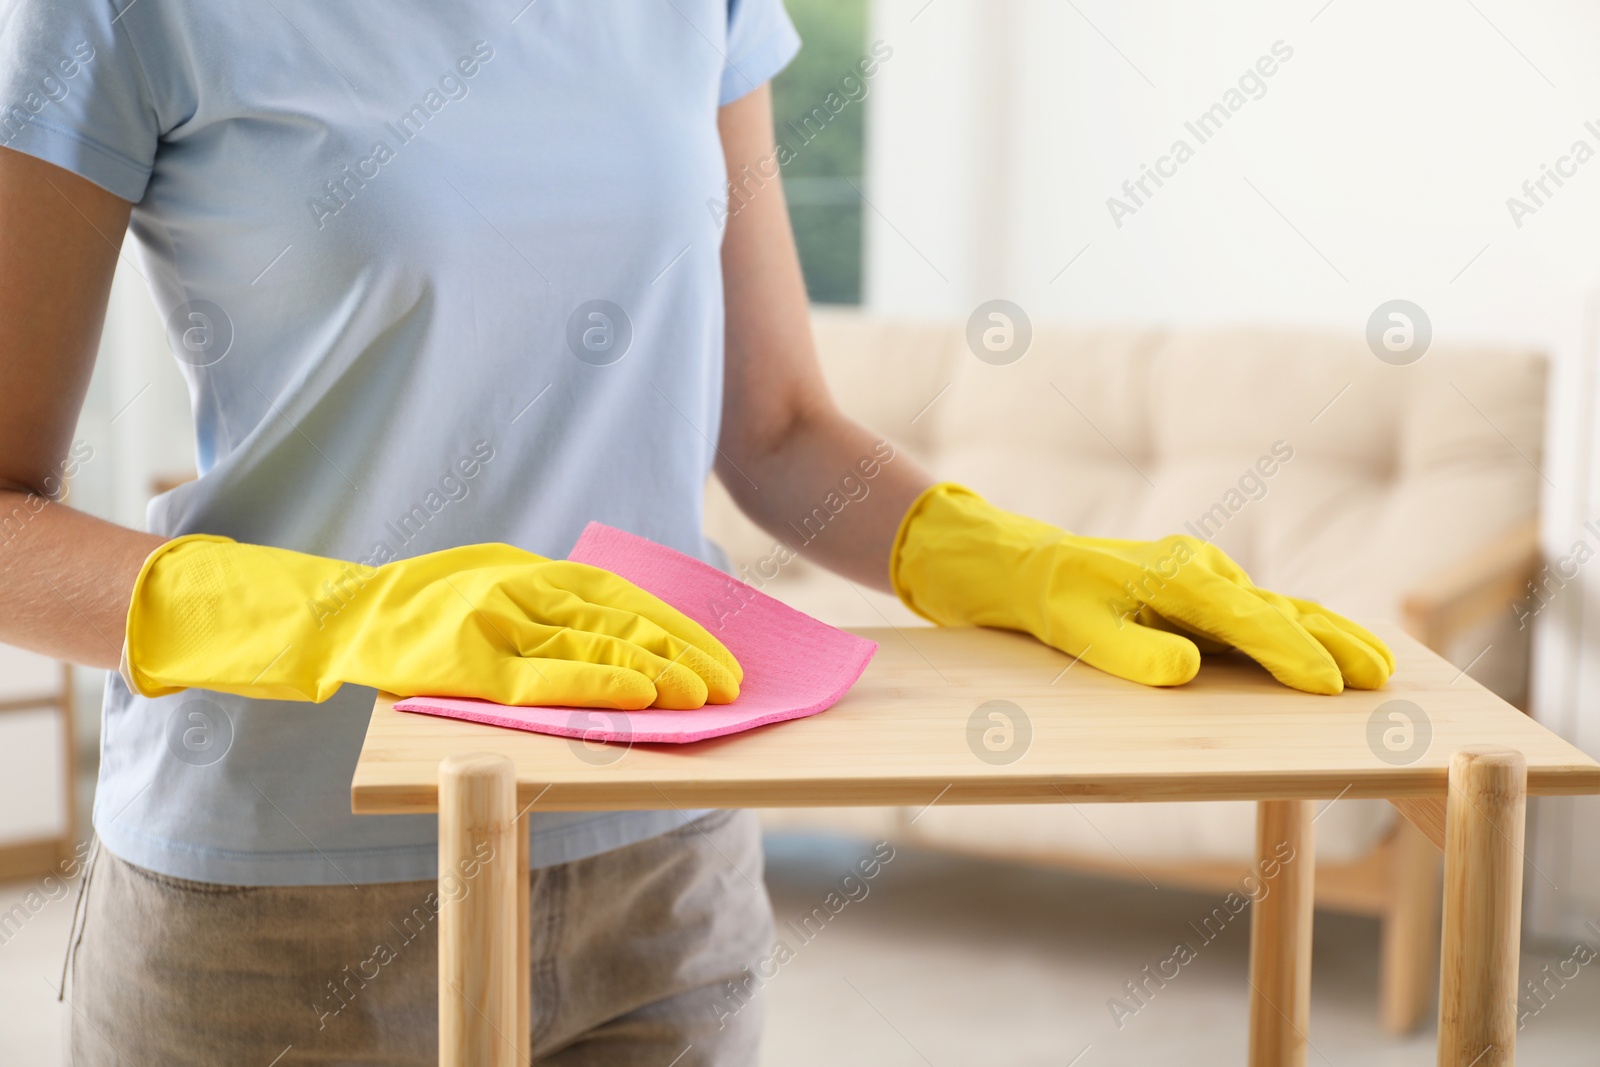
[714,85,934,592]
[0,147,165,668]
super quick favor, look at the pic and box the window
[771,0,869,305]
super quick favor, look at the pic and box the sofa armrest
[1399,518,1539,654]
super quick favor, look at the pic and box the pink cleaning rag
[393,523,878,743]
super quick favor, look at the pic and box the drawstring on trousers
[58,835,101,1002]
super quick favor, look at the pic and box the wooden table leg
[1438,748,1526,1067]
[516,813,531,1066]
[439,753,521,1067]
[1248,799,1316,1067]
[1379,817,1443,1035]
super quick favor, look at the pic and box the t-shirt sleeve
[0,0,161,202]
[720,0,802,106]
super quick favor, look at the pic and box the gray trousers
[68,809,773,1065]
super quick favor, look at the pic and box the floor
[759,835,1600,1066]
[3,833,1597,1065]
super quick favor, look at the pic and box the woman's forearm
[0,151,155,669]
[712,88,933,592]
[715,411,932,592]
[0,488,163,668]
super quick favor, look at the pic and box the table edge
[351,766,1600,815]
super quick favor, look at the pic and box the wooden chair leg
[439,753,523,1067]
[1438,748,1526,1067]
[1380,818,1443,1034]
[1249,799,1317,1067]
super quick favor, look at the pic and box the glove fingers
[1291,612,1392,690]
[383,625,672,710]
[522,626,714,710]
[489,657,658,710]
[388,654,658,710]
[1282,595,1397,675]
[1132,606,1231,655]
[431,565,736,706]
[535,561,744,685]
[1069,612,1202,687]
[1251,590,1393,689]
[532,596,738,705]
[1251,588,1394,687]
[1147,570,1343,694]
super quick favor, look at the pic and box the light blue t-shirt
[0,0,799,885]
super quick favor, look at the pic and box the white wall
[868,0,1600,322]
[866,0,1600,938]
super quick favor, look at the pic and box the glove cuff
[891,482,1066,628]
[889,483,965,620]
[122,533,238,698]
[123,533,376,701]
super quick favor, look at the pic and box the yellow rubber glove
[890,484,1393,695]
[124,535,741,709]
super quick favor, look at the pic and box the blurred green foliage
[770,0,868,305]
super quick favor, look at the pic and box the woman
[0,1,1391,1062]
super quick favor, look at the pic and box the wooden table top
[350,623,1600,815]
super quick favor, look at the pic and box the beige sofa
[704,309,1545,1033]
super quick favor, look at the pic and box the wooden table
[350,624,1600,1067]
